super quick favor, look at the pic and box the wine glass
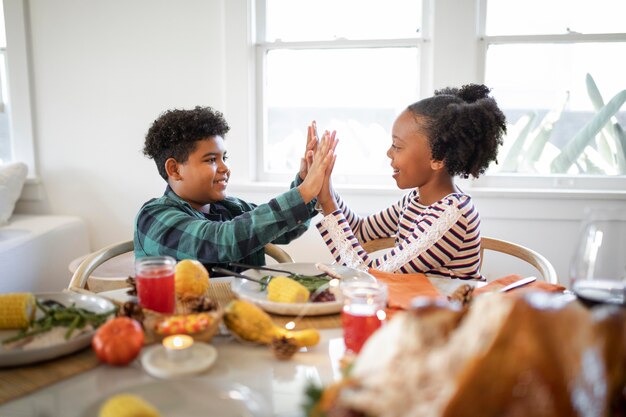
[570,208,626,305]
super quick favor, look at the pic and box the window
[0,1,10,162]
[256,0,424,185]
[481,0,626,182]
[0,0,36,175]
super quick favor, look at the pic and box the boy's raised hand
[297,131,338,204]
[299,121,319,181]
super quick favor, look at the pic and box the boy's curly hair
[143,106,230,180]
[407,84,507,179]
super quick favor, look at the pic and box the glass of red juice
[340,281,387,354]
[135,256,176,314]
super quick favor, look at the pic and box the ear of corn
[0,293,36,329]
[267,276,310,304]
[98,393,161,417]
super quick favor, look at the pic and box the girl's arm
[317,195,473,273]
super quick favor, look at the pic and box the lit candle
[162,334,194,361]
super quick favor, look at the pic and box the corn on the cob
[267,276,310,303]
[99,393,161,417]
[0,293,36,329]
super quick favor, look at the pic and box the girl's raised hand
[297,130,338,203]
[317,131,338,214]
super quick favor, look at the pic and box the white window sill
[228,180,626,201]
[18,177,45,201]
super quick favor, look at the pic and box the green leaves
[494,74,626,175]
[550,87,626,173]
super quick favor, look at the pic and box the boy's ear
[165,158,182,180]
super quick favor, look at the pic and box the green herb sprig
[2,299,116,345]
[258,274,331,293]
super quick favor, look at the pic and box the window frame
[471,0,626,192]
[249,0,626,194]
[2,0,36,178]
[253,0,432,183]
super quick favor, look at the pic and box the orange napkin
[368,268,446,311]
[474,274,566,295]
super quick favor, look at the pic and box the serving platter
[81,380,271,417]
[231,262,376,316]
[0,291,115,367]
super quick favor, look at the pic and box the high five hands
[297,123,338,204]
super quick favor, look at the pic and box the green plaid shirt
[134,175,316,272]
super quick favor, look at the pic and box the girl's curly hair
[143,106,230,180]
[407,84,507,179]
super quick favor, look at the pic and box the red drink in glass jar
[341,282,387,354]
[135,256,176,314]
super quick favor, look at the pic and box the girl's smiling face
[168,136,230,209]
[387,110,441,190]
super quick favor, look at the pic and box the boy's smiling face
[167,136,230,210]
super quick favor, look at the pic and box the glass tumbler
[135,256,177,314]
[340,281,387,354]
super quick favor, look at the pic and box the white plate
[231,263,376,316]
[0,291,116,367]
[81,379,271,417]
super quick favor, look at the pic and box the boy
[134,106,336,272]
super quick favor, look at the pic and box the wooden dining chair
[67,240,294,293]
[360,236,559,284]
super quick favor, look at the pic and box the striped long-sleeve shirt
[316,189,483,279]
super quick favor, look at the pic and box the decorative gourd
[223,300,319,347]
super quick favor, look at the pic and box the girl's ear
[430,159,445,171]
[165,158,182,180]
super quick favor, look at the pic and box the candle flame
[163,334,193,350]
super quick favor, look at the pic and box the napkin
[368,269,445,311]
[473,274,566,295]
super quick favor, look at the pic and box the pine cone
[126,276,137,296]
[119,301,145,324]
[271,335,299,360]
[186,296,218,313]
[448,284,474,307]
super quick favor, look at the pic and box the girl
[315,84,506,279]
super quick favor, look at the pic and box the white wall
[13,0,626,288]
[16,0,227,244]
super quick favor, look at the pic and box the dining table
[0,277,347,417]
[0,270,563,417]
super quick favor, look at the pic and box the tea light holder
[162,334,194,361]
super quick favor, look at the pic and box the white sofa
[0,214,89,293]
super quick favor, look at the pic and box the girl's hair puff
[407,84,507,178]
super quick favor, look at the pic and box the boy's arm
[135,188,311,264]
[269,173,317,245]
